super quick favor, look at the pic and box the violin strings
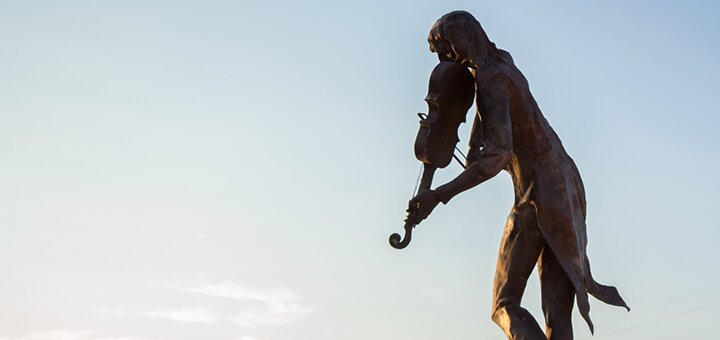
[454,146,468,161]
[453,153,467,169]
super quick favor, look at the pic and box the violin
[389,61,475,249]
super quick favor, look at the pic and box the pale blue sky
[1,1,719,339]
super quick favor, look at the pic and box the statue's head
[428,11,496,68]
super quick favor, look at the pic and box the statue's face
[429,37,460,63]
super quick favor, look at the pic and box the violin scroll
[389,221,414,249]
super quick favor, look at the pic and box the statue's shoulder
[475,65,510,90]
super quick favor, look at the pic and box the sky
[1,0,719,339]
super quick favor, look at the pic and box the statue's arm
[434,79,512,204]
[465,112,484,165]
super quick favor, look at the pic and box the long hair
[428,11,504,66]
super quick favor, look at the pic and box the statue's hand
[405,189,440,225]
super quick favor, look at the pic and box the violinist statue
[391,11,629,340]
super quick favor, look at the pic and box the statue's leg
[491,204,547,340]
[539,246,575,340]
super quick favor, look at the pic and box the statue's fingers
[408,198,422,211]
[408,196,420,206]
[405,210,420,225]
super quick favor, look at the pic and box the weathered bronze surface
[393,10,630,339]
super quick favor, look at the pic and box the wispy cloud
[96,307,216,323]
[0,330,153,340]
[97,281,315,329]
[0,330,92,340]
[421,287,451,301]
[141,307,216,323]
[168,281,315,328]
[230,305,311,328]
[170,282,300,304]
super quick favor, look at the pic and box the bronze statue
[390,11,630,340]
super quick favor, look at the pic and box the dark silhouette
[394,11,630,340]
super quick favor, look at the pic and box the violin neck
[419,163,437,192]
